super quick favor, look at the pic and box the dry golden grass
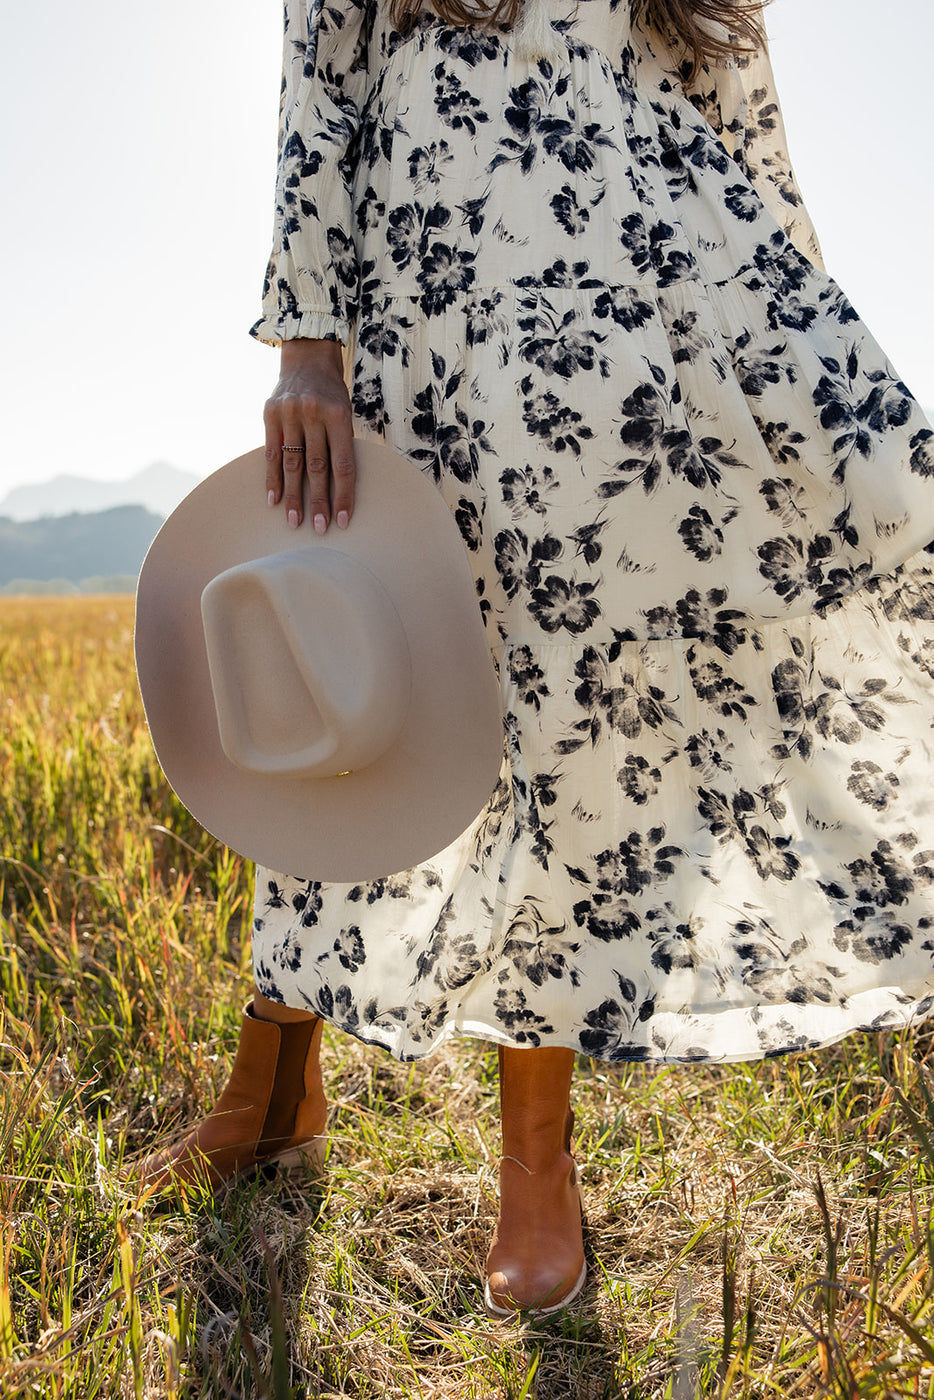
[3,596,934,1398]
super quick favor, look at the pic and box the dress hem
[296,985,934,1065]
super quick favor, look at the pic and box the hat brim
[135,440,503,881]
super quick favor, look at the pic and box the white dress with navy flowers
[248,0,934,1063]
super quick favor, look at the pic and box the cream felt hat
[135,440,503,882]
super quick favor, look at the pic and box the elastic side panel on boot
[257,1017,316,1151]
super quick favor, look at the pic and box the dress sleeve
[632,11,825,271]
[250,0,373,348]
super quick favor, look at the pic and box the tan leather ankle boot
[484,1045,586,1318]
[135,1004,327,1194]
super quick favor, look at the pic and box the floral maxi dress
[249,0,934,1063]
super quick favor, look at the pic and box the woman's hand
[263,337,355,531]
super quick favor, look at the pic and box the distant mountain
[0,462,200,522]
[0,506,163,589]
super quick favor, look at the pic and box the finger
[304,419,331,535]
[280,412,306,529]
[326,405,356,529]
[263,403,284,506]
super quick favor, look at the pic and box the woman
[142,0,934,1318]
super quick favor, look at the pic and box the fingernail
[288,509,299,529]
[337,510,349,529]
[314,513,327,535]
[267,490,276,508]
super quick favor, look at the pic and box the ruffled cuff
[249,309,351,348]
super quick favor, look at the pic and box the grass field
[3,595,934,1398]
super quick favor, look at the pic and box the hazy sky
[1,0,932,498]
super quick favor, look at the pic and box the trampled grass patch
[3,596,934,1397]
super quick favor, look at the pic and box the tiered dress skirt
[250,4,934,1063]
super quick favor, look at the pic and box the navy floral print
[249,0,934,1063]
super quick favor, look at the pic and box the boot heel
[268,1135,328,1172]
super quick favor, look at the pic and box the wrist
[280,337,343,369]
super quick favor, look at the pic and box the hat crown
[201,548,412,780]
